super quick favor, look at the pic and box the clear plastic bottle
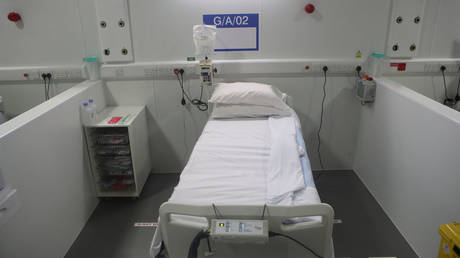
[88,98,97,124]
[81,102,90,125]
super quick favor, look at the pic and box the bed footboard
[159,203,334,258]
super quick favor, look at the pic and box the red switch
[23,73,29,78]
[8,12,21,22]
[305,65,310,70]
[305,4,315,14]
[397,63,406,71]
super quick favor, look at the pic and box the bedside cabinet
[85,106,151,197]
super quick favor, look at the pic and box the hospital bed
[150,83,334,258]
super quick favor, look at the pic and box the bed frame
[159,202,335,258]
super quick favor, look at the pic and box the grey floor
[65,171,417,258]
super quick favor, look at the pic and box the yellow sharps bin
[439,223,460,258]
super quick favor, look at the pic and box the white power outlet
[423,63,438,73]
[69,70,83,79]
[53,71,68,80]
[152,65,196,77]
[444,64,460,73]
[144,68,154,77]
[426,63,460,73]
[310,64,324,73]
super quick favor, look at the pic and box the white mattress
[150,115,320,257]
[169,117,320,206]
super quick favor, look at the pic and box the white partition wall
[0,81,79,118]
[388,75,460,105]
[353,78,460,258]
[0,81,105,258]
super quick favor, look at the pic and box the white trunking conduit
[100,59,364,80]
[0,65,86,82]
[0,65,85,82]
[1,58,459,82]
[99,58,460,80]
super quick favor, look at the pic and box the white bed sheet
[150,115,320,257]
[168,117,319,205]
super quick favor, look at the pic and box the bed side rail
[159,203,334,258]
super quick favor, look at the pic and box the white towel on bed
[266,116,305,204]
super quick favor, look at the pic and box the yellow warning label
[355,50,362,59]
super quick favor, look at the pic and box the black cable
[261,204,267,219]
[441,67,449,103]
[211,203,222,219]
[154,242,166,258]
[45,80,49,100]
[356,65,362,79]
[179,72,186,106]
[316,67,328,174]
[187,230,209,258]
[269,231,323,258]
[46,73,52,100]
[176,73,192,103]
[456,77,460,101]
[175,72,208,111]
[42,73,49,100]
[206,235,212,253]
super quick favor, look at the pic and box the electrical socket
[310,64,324,73]
[172,66,195,75]
[53,71,68,80]
[25,70,40,80]
[425,63,460,73]
[444,64,459,73]
[307,63,356,74]
[37,71,51,80]
[69,70,82,79]
[423,64,438,73]
[329,63,355,73]
[144,68,154,77]
[152,65,173,75]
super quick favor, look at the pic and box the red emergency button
[8,12,21,22]
[305,4,315,14]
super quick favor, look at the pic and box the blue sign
[203,13,259,51]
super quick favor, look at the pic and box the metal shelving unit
[85,106,151,197]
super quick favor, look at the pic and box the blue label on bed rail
[203,13,259,51]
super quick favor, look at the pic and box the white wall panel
[389,75,460,104]
[0,81,105,258]
[0,0,84,66]
[0,82,79,118]
[0,0,458,65]
[429,0,460,58]
[354,78,460,258]
[126,0,390,61]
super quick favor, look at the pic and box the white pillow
[212,104,291,118]
[209,82,289,110]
